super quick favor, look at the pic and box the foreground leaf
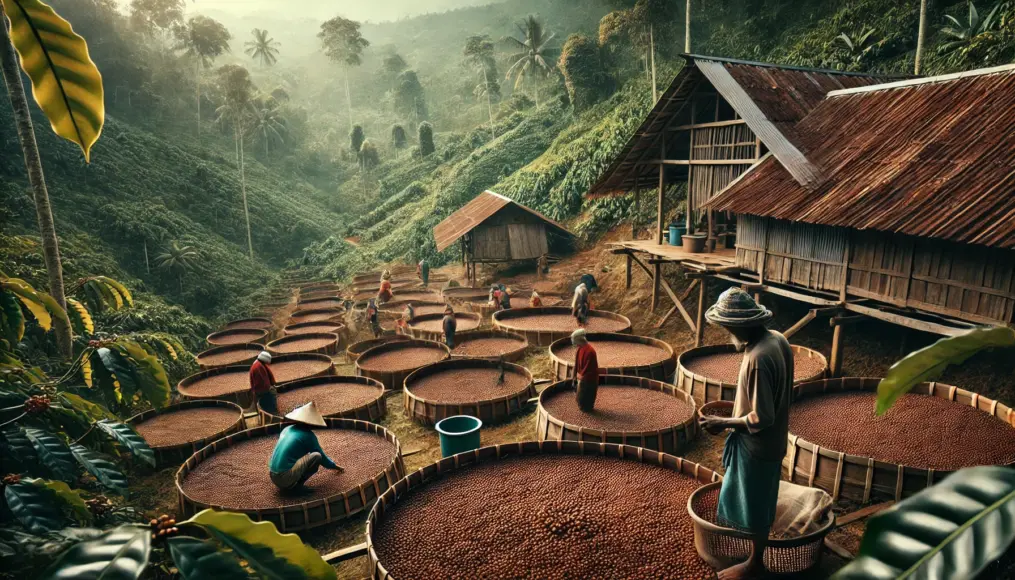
[113,341,170,409]
[95,419,155,468]
[1,0,105,161]
[183,509,335,580]
[877,326,1015,415]
[66,298,94,335]
[36,478,93,524]
[167,536,249,580]
[24,427,78,481]
[3,278,52,330]
[832,465,1015,579]
[3,480,67,533]
[40,525,150,580]
[0,288,25,343]
[58,392,115,422]
[70,443,129,496]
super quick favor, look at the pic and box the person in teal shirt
[268,402,342,491]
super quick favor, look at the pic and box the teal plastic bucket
[435,415,482,458]
[669,225,687,246]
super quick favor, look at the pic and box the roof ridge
[681,53,900,79]
[827,63,1015,97]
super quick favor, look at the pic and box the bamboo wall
[471,207,550,262]
[687,122,758,227]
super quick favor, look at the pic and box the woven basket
[220,317,273,332]
[258,375,386,424]
[128,400,245,467]
[266,332,341,356]
[675,344,827,406]
[687,482,832,574]
[288,308,344,325]
[492,307,632,347]
[282,321,344,336]
[448,330,529,362]
[355,339,450,390]
[206,328,268,347]
[403,358,535,426]
[548,332,675,381]
[407,312,482,342]
[295,297,345,311]
[195,343,263,370]
[346,335,411,363]
[178,365,255,407]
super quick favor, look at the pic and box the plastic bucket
[668,225,687,246]
[435,415,482,458]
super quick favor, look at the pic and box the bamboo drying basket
[288,307,344,325]
[688,481,833,574]
[266,332,341,356]
[220,317,273,332]
[267,353,336,385]
[548,332,676,381]
[403,358,535,426]
[379,300,445,316]
[298,290,342,303]
[178,365,256,407]
[355,339,451,390]
[785,377,1015,503]
[675,344,827,406]
[176,418,405,532]
[365,440,721,579]
[467,294,564,318]
[258,375,386,424]
[295,297,345,311]
[448,330,529,362]
[283,321,345,336]
[407,312,482,342]
[535,376,697,455]
[440,286,489,303]
[298,283,341,295]
[128,400,245,467]
[492,307,633,347]
[346,335,411,363]
[195,343,262,370]
[205,328,268,347]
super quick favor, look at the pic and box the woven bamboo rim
[448,330,529,362]
[466,294,564,318]
[295,297,345,311]
[195,343,263,370]
[548,332,676,382]
[266,332,341,356]
[675,343,828,406]
[288,307,344,325]
[176,418,406,532]
[298,289,342,302]
[283,321,345,337]
[220,317,273,332]
[205,328,269,347]
[178,365,254,407]
[403,359,535,426]
[346,335,412,363]
[269,353,336,385]
[407,312,482,342]
[785,377,1015,503]
[492,307,633,347]
[365,440,722,580]
[440,286,489,302]
[258,375,386,424]
[355,339,451,391]
[355,280,416,293]
[128,400,245,467]
[298,282,341,294]
[379,300,444,315]
[536,375,697,455]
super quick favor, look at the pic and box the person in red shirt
[571,329,600,412]
[250,351,278,415]
[377,270,393,303]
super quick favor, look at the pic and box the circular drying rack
[258,375,386,424]
[346,335,412,363]
[128,400,245,467]
[205,328,268,347]
[448,330,529,362]
[266,332,341,356]
[283,321,345,336]
[295,297,345,311]
[406,312,482,342]
[220,317,273,332]
[355,339,450,390]
[492,307,632,347]
[467,294,564,318]
[403,358,536,426]
[288,307,344,325]
[548,332,675,382]
[195,343,262,370]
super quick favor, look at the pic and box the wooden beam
[783,307,839,340]
[695,276,707,347]
[657,137,666,245]
[629,252,696,332]
[324,543,368,564]
[669,118,748,131]
[652,263,661,310]
[626,254,632,289]
[830,324,845,377]
[680,279,700,301]
[824,538,855,560]
[835,501,895,527]
[639,159,759,166]
[843,303,974,336]
[655,304,678,329]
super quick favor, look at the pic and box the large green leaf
[0,289,25,343]
[832,466,1015,579]
[24,427,78,481]
[70,443,128,496]
[166,536,250,580]
[3,279,52,330]
[95,419,155,468]
[36,478,92,524]
[65,298,94,335]
[3,480,67,533]
[94,347,134,404]
[58,393,115,422]
[112,341,170,409]
[40,525,150,580]
[183,510,335,580]
[2,425,40,473]
[89,348,120,404]
[95,277,133,308]
[1,0,105,161]
[877,327,1015,415]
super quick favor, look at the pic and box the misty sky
[115,0,502,23]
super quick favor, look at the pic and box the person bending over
[442,305,458,349]
[268,402,342,492]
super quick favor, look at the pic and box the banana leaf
[166,536,249,580]
[40,525,150,580]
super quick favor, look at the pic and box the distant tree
[155,241,200,292]
[129,0,184,37]
[464,34,500,139]
[391,124,408,153]
[834,28,881,69]
[394,70,428,122]
[504,15,557,108]
[915,0,929,74]
[245,28,280,67]
[559,34,613,111]
[937,1,1006,64]
[382,51,409,89]
[319,16,370,125]
[176,15,231,135]
[248,100,286,157]
[598,0,675,101]
[215,64,256,257]
[270,86,290,103]
[418,121,435,157]
[350,124,365,155]
[360,139,380,171]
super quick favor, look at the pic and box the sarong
[716,431,781,534]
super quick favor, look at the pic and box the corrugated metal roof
[587,55,887,196]
[710,64,1015,249]
[433,191,572,252]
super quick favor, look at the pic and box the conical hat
[285,402,326,427]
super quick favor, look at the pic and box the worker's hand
[328,465,344,473]
[698,415,728,435]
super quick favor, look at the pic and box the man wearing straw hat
[697,288,793,580]
[249,351,278,415]
[571,329,600,411]
[269,402,342,492]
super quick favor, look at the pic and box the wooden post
[626,254,632,289]
[657,138,666,245]
[686,100,696,234]
[830,324,845,377]
[652,263,661,310]
[695,275,707,347]
[633,190,640,240]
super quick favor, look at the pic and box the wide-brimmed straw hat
[257,351,272,364]
[285,402,327,427]
[571,328,588,343]
[381,270,391,280]
[705,287,773,328]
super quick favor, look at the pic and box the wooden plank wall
[472,225,511,261]
[735,216,846,292]
[507,223,548,260]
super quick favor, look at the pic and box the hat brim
[284,403,327,427]
[705,305,773,328]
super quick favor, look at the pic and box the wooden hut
[434,191,573,285]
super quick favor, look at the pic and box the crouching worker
[249,351,278,415]
[571,329,599,412]
[697,288,793,580]
[269,402,342,492]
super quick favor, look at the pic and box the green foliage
[167,536,249,580]
[559,33,614,111]
[40,525,151,580]
[391,124,408,150]
[395,70,429,121]
[245,28,281,67]
[24,427,78,482]
[350,124,365,154]
[69,444,129,496]
[176,14,231,68]
[318,16,369,67]
[360,140,381,171]
[938,1,1011,64]
[4,480,72,534]
[418,122,435,157]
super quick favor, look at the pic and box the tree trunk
[685,0,692,53]
[649,25,658,103]
[532,73,540,109]
[143,239,149,273]
[0,16,72,358]
[238,126,253,258]
[915,0,928,75]
[344,68,353,127]
[485,68,496,140]
[196,59,201,136]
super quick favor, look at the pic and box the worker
[489,285,502,311]
[442,305,457,349]
[377,270,393,303]
[529,290,542,308]
[579,273,598,293]
[417,259,430,289]
[571,282,590,326]
[537,253,549,279]
[697,288,793,580]
[571,329,600,412]
[498,284,512,310]
[366,298,382,338]
[249,351,278,415]
[268,402,342,492]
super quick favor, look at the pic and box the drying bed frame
[467,294,564,318]
[295,297,345,311]
[355,339,451,390]
[268,353,336,385]
[407,312,482,342]
[195,343,262,370]
[492,307,633,347]
[449,330,529,362]
[288,307,345,325]
[346,335,412,363]
[176,418,406,532]
[298,290,342,303]
[440,286,489,303]
[784,377,1015,503]
[266,332,341,356]
[548,332,676,381]
[128,400,245,467]
[379,300,445,315]
[205,328,268,347]
[258,375,386,424]
[535,376,697,455]
[283,321,345,336]
[403,359,536,426]
[178,365,257,407]
[364,440,721,580]
[220,317,273,332]
[675,344,827,406]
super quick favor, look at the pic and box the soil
[789,391,1015,470]
[285,323,344,335]
[409,315,480,333]
[497,313,629,333]
[554,340,671,368]
[682,350,826,384]
[357,346,447,372]
[541,385,695,431]
[271,358,334,383]
[274,380,383,417]
[178,429,398,509]
[268,335,338,354]
[179,367,250,398]
[370,455,714,579]
[196,346,262,367]
[407,368,530,403]
[452,337,526,358]
[133,407,241,448]
[208,329,267,345]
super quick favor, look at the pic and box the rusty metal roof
[587,55,887,196]
[710,64,1015,249]
[433,191,572,252]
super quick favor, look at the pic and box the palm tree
[248,100,286,157]
[244,28,280,67]
[318,16,369,127]
[464,34,499,139]
[938,1,1004,62]
[155,241,199,293]
[176,15,231,136]
[215,64,256,258]
[915,0,929,74]
[504,15,557,108]
[685,0,692,52]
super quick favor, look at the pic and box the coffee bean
[134,408,240,448]
[274,380,382,417]
[542,385,694,431]
[555,341,670,368]
[452,337,525,358]
[683,351,825,384]
[357,346,446,373]
[408,368,529,403]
